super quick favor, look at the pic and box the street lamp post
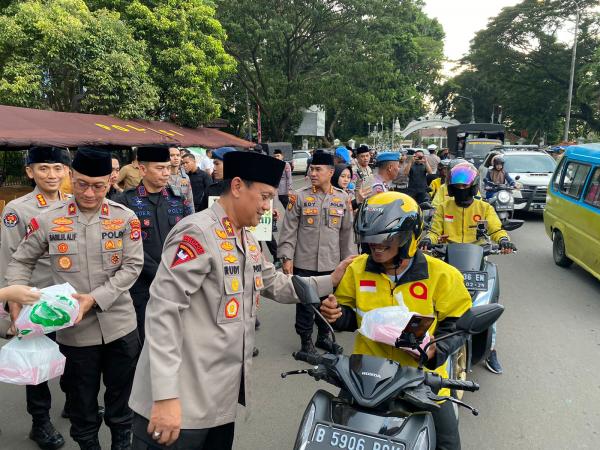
[564,1,581,142]
[456,95,475,123]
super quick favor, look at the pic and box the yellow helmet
[354,191,423,259]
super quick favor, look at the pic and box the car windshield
[293,153,308,159]
[465,140,503,158]
[504,154,556,173]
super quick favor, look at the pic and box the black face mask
[453,188,474,207]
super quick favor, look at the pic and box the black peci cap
[223,151,285,188]
[356,145,370,155]
[27,146,67,165]
[310,151,334,166]
[72,147,112,177]
[137,146,170,162]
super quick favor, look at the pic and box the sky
[423,0,522,75]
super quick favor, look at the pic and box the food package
[14,283,79,338]
[358,305,413,347]
[0,335,66,385]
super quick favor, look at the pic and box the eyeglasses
[72,179,108,193]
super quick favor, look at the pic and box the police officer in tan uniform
[0,146,69,450]
[128,151,352,449]
[278,151,355,361]
[6,147,144,450]
[167,147,194,211]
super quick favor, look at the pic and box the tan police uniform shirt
[278,185,355,272]
[5,199,144,347]
[0,187,68,289]
[117,164,142,190]
[168,168,194,213]
[129,201,333,429]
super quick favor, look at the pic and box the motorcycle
[284,278,504,450]
[484,182,523,231]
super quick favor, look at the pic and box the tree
[89,0,236,127]
[434,0,600,142]
[0,0,159,117]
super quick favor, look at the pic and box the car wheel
[553,230,573,268]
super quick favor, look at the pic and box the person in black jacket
[181,152,212,212]
[113,146,192,342]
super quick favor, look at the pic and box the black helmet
[493,155,505,166]
[354,191,423,259]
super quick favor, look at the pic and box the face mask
[347,182,355,190]
[453,188,474,207]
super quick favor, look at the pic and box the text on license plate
[311,424,405,450]
[463,271,488,291]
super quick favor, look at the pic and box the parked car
[292,150,311,174]
[478,148,556,212]
[544,144,600,281]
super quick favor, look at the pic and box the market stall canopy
[0,105,253,149]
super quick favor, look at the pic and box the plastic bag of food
[14,283,79,338]
[0,335,66,385]
[358,306,413,346]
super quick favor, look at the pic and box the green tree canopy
[0,0,159,118]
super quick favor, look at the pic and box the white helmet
[427,144,438,151]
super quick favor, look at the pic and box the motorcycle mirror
[456,304,504,335]
[291,276,321,305]
[503,219,524,231]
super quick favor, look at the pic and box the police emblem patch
[2,212,19,228]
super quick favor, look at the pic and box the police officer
[278,151,355,360]
[0,146,68,450]
[372,152,401,194]
[6,147,144,450]
[128,151,351,449]
[167,147,194,211]
[113,146,191,342]
[353,144,373,185]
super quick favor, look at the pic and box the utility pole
[564,4,581,142]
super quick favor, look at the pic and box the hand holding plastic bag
[0,335,66,385]
[358,306,414,346]
[14,283,79,338]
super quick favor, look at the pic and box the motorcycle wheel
[449,343,469,401]
[553,230,573,268]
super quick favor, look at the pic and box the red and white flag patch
[359,280,376,293]
[443,214,454,222]
[170,235,205,268]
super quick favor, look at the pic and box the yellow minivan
[544,144,600,281]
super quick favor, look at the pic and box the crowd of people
[0,142,517,450]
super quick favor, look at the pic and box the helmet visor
[450,164,478,185]
[360,230,412,246]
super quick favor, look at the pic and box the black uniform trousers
[26,332,57,424]
[131,289,150,343]
[433,400,461,450]
[132,414,235,450]
[59,330,141,443]
[294,268,332,336]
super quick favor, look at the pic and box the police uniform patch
[53,217,73,226]
[170,235,205,268]
[36,194,47,207]
[25,218,39,239]
[52,225,73,233]
[225,298,239,319]
[307,218,314,225]
[215,229,228,239]
[105,240,116,250]
[221,241,234,252]
[288,194,297,210]
[102,220,122,232]
[129,219,141,241]
[101,203,109,216]
[302,207,319,215]
[143,219,151,227]
[254,275,264,289]
[2,212,19,228]
[116,239,123,248]
[57,243,69,253]
[305,196,315,203]
[111,254,120,265]
[231,278,240,292]
[224,254,238,264]
[68,203,77,216]
[222,218,235,237]
[58,256,72,270]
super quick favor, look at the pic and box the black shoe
[485,349,503,374]
[315,332,344,355]
[77,437,101,450]
[252,347,259,357]
[111,427,132,450]
[29,421,65,450]
[293,333,321,364]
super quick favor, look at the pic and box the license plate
[309,424,405,450]
[532,203,545,210]
[463,271,488,291]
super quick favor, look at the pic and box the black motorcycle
[483,182,523,231]
[283,281,504,450]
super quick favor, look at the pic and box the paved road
[2,182,599,449]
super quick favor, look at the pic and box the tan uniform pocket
[301,207,319,227]
[49,242,80,273]
[327,207,344,229]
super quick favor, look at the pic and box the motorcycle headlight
[497,191,511,203]
[297,403,316,449]
[414,428,430,450]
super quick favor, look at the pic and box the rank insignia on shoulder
[2,212,19,228]
[101,203,109,216]
[68,203,77,216]
[222,218,235,237]
[36,194,47,207]
[170,235,205,268]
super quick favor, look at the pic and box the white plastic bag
[0,335,66,385]
[14,283,79,338]
[358,306,414,347]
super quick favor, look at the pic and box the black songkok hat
[137,146,170,162]
[27,146,66,165]
[72,147,112,177]
[223,151,285,188]
[311,151,334,166]
[356,145,370,155]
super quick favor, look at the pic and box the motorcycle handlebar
[425,373,479,392]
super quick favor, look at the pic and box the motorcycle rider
[420,162,516,374]
[484,155,517,199]
[430,160,451,203]
[320,191,472,450]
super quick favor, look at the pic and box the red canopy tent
[0,105,253,149]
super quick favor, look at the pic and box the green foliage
[216,0,444,142]
[0,0,159,117]
[90,0,236,127]
[434,0,600,143]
